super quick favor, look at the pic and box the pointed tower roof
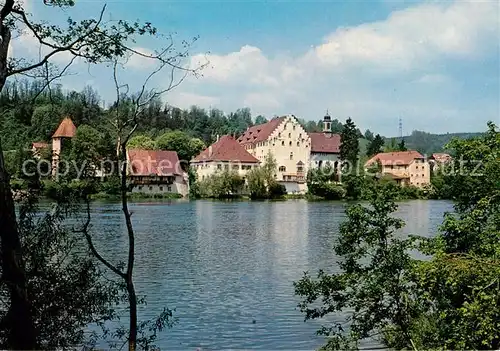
[52,117,76,138]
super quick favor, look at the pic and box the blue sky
[13,0,500,136]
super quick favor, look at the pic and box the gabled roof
[52,117,76,138]
[309,132,341,153]
[365,150,425,167]
[127,149,183,176]
[237,117,286,145]
[32,142,49,149]
[192,135,259,163]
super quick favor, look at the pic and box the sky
[11,0,500,136]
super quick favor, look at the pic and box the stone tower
[51,117,76,176]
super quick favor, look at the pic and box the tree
[30,105,63,141]
[366,134,384,157]
[127,135,156,150]
[398,138,407,151]
[254,115,267,125]
[364,129,374,141]
[295,122,500,350]
[294,189,416,349]
[384,137,399,152]
[0,1,192,347]
[340,117,359,173]
[0,193,120,349]
[155,130,205,162]
[246,152,279,199]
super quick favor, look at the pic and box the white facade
[242,115,310,193]
[309,152,340,169]
[129,174,189,197]
[191,161,259,181]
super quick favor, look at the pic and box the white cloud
[173,0,498,134]
[124,47,156,70]
[167,92,220,109]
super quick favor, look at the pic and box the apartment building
[365,150,431,187]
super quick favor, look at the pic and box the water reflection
[87,199,453,350]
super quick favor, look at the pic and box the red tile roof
[237,117,285,145]
[309,132,341,153]
[192,135,259,163]
[52,117,76,138]
[32,142,49,149]
[365,150,425,167]
[127,149,183,176]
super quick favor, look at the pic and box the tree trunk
[0,138,36,349]
[120,143,137,350]
[0,14,36,346]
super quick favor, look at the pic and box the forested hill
[395,131,484,155]
[0,80,484,154]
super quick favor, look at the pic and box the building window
[217,164,222,169]
[297,166,304,172]
[296,141,300,146]
[159,186,163,191]
[138,186,143,191]
[288,133,291,138]
[232,165,239,170]
[293,125,296,130]
[289,141,292,146]
[149,186,153,191]
[282,141,285,146]
[290,152,293,160]
[279,166,286,172]
[167,186,172,191]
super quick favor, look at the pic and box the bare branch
[75,200,126,279]
[8,5,106,76]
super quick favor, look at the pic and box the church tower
[323,110,332,133]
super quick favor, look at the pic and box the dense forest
[0,80,479,155]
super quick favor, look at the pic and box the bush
[268,183,286,199]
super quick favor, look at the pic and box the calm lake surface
[88,199,453,350]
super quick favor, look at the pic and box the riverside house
[365,150,431,187]
[127,149,189,197]
[191,135,260,181]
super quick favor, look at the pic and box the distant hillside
[387,131,483,156]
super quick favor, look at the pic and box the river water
[88,199,453,350]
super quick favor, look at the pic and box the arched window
[290,152,293,160]
[279,166,286,172]
[289,141,292,146]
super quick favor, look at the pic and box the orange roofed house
[190,135,260,181]
[51,117,77,175]
[365,150,431,187]
[127,149,189,197]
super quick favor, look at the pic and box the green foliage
[187,167,200,199]
[398,138,407,151]
[0,194,120,348]
[254,115,268,125]
[268,183,287,199]
[246,153,280,199]
[127,135,156,150]
[155,130,205,162]
[340,118,359,169]
[30,105,63,142]
[307,165,344,200]
[294,189,417,349]
[366,134,384,157]
[295,122,500,350]
[198,168,244,198]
